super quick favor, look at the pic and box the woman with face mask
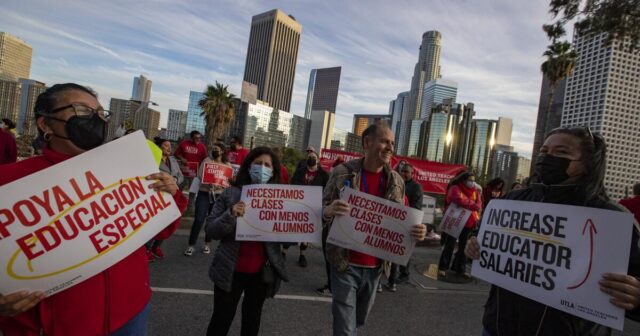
[204,146,288,336]
[184,143,231,256]
[0,83,188,335]
[465,127,640,335]
[438,171,482,278]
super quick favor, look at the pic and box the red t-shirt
[304,169,317,185]
[227,147,249,166]
[280,164,289,184]
[235,242,265,274]
[174,140,207,164]
[349,170,384,267]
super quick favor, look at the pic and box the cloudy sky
[1,0,560,158]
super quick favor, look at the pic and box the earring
[44,132,53,142]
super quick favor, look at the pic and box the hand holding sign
[410,224,427,241]
[465,236,481,260]
[232,201,246,218]
[146,172,179,195]
[0,291,45,317]
[324,200,349,218]
[599,273,640,310]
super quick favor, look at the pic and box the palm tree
[540,24,578,134]
[198,82,236,149]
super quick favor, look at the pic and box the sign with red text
[201,162,233,187]
[440,204,471,238]
[0,131,182,296]
[236,185,322,243]
[471,200,634,330]
[181,162,198,178]
[319,149,465,194]
[327,188,423,265]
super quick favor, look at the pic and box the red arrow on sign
[567,219,598,290]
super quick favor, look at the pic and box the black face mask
[534,154,571,185]
[211,151,221,159]
[307,158,317,167]
[48,114,107,150]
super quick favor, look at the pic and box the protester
[184,143,231,256]
[226,135,249,167]
[205,146,288,336]
[0,121,17,164]
[271,147,289,183]
[510,181,524,191]
[0,83,187,335]
[482,177,505,207]
[438,171,481,278]
[289,150,330,292]
[384,163,423,292]
[1,118,16,137]
[332,154,345,168]
[146,138,185,261]
[465,127,640,335]
[297,146,318,170]
[175,130,208,189]
[620,182,640,225]
[323,122,427,335]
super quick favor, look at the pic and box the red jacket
[619,195,640,225]
[0,129,17,164]
[446,184,482,228]
[0,148,187,336]
[174,140,207,164]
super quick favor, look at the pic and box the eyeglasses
[48,104,111,121]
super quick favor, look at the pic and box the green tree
[540,23,577,134]
[198,82,236,149]
[547,0,639,50]
[281,147,305,177]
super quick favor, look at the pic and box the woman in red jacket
[0,83,187,336]
[438,171,482,278]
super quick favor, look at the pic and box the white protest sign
[0,131,181,296]
[440,203,472,238]
[471,199,634,330]
[327,188,423,265]
[236,185,322,243]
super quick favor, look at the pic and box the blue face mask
[249,164,273,184]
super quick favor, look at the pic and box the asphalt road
[148,226,640,336]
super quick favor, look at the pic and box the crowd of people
[0,83,639,336]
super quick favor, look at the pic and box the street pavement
[148,220,640,336]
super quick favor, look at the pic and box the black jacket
[405,178,423,210]
[480,184,640,336]
[291,164,329,187]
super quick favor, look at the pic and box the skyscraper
[352,114,391,136]
[186,91,205,135]
[108,98,161,140]
[468,119,498,177]
[304,67,341,119]
[18,79,46,136]
[419,99,475,163]
[399,30,442,155]
[0,79,21,122]
[420,79,457,120]
[131,75,152,102]
[243,9,301,112]
[308,110,335,151]
[495,117,513,146]
[561,32,640,200]
[392,91,410,151]
[489,144,518,187]
[0,32,32,81]
[530,76,567,174]
[167,109,188,141]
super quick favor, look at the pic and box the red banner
[320,149,465,195]
[201,162,233,187]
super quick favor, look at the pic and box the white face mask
[465,181,475,189]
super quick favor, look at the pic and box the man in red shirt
[620,183,640,225]
[174,131,207,186]
[323,122,427,335]
[226,135,249,168]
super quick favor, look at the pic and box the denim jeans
[110,302,150,336]
[331,264,382,336]
[188,190,213,246]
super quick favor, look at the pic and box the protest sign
[181,162,198,178]
[439,203,472,238]
[201,162,233,187]
[0,131,182,296]
[471,199,634,330]
[326,188,423,265]
[236,185,322,243]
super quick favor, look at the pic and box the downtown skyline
[0,0,559,158]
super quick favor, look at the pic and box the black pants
[438,228,472,274]
[207,272,267,336]
[321,226,331,288]
[388,260,410,285]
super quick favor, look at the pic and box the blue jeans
[331,264,382,336]
[188,191,213,245]
[110,302,150,336]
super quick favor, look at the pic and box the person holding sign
[438,171,482,278]
[465,127,640,335]
[0,84,188,335]
[322,122,427,335]
[184,142,231,256]
[204,147,288,336]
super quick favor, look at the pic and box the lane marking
[151,287,332,302]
